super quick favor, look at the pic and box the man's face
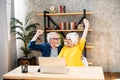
[50,34,60,47]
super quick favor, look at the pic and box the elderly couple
[28,19,89,66]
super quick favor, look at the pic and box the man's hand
[36,29,44,36]
[31,29,44,41]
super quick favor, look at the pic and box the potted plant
[10,12,40,58]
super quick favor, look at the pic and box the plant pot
[18,56,36,66]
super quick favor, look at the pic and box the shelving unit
[38,9,94,65]
[38,9,93,42]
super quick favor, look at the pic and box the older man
[28,30,63,57]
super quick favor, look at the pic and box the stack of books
[59,22,76,30]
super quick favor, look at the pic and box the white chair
[82,56,89,67]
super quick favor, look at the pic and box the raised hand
[83,19,89,29]
[31,29,44,41]
[36,29,44,36]
[81,19,89,39]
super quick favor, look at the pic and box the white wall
[14,0,28,58]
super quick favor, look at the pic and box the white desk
[3,66,104,80]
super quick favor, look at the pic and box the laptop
[38,57,68,74]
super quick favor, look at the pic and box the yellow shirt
[58,38,86,66]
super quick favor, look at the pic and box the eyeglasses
[65,39,71,41]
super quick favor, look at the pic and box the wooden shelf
[88,59,92,65]
[88,62,92,65]
[38,12,94,16]
[86,45,94,49]
[46,29,93,32]
[86,42,94,49]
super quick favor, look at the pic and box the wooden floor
[104,72,120,80]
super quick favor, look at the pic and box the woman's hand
[81,19,89,39]
[83,19,89,29]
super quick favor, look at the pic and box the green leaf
[20,47,30,57]
[10,18,23,26]
[27,30,36,38]
[25,23,39,31]
[20,47,25,52]
[25,12,33,25]
[11,26,23,32]
[10,29,16,33]
[16,32,24,39]
[17,37,26,44]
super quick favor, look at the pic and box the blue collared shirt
[28,41,63,57]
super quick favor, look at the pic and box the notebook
[38,57,68,74]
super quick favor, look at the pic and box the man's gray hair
[47,32,59,43]
[66,32,79,45]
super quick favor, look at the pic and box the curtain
[0,0,17,77]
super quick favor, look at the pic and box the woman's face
[64,39,73,48]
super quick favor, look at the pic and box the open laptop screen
[38,57,68,74]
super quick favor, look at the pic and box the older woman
[58,19,89,66]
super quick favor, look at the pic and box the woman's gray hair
[47,32,59,43]
[66,32,79,45]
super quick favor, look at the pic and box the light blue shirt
[50,48,58,57]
